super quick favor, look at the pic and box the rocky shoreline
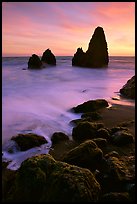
[2,97,135,202]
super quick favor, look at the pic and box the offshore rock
[41,49,56,65]
[6,154,101,202]
[28,54,42,69]
[72,26,109,68]
[120,76,135,99]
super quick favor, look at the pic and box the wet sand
[50,103,135,160]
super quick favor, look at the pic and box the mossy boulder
[28,54,42,69]
[107,156,135,182]
[62,140,103,171]
[97,128,110,140]
[72,99,109,113]
[92,138,108,148]
[100,192,130,202]
[7,154,101,202]
[81,111,102,120]
[111,130,134,146]
[11,133,47,151]
[72,121,104,142]
[95,156,135,194]
[51,132,69,146]
[120,76,135,99]
[2,162,17,202]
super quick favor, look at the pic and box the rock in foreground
[72,26,109,68]
[11,133,47,151]
[28,54,42,69]
[62,140,103,172]
[120,76,135,99]
[6,154,101,202]
[72,99,109,113]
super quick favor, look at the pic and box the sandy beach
[49,103,135,160]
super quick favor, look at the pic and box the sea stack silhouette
[28,54,42,69]
[72,26,109,68]
[41,49,56,65]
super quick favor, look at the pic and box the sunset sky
[2,2,135,57]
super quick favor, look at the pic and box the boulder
[92,138,108,148]
[62,140,103,171]
[72,99,109,113]
[120,76,135,99]
[100,192,130,202]
[28,54,42,69]
[95,155,135,194]
[97,128,110,140]
[111,130,134,146]
[41,49,56,65]
[81,111,102,120]
[72,121,104,142]
[6,154,101,202]
[72,26,109,68]
[51,132,69,146]
[11,133,47,151]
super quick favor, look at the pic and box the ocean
[2,56,135,170]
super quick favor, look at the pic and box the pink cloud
[2,2,135,56]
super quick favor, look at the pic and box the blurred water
[2,56,135,170]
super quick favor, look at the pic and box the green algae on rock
[11,133,47,151]
[72,99,109,113]
[62,140,103,172]
[6,154,101,202]
[72,121,104,142]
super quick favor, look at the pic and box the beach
[50,103,135,160]
[2,56,135,202]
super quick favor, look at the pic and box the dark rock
[72,121,104,142]
[72,47,86,67]
[41,49,56,65]
[62,140,103,172]
[110,126,128,135]
[105,151,120,159]
[107,156,135,183]
[81,111,102,120]
[11,133,47,151]
[28,54,42,69]
[51,132,69,146]
[120,76,135,99]
[92,138,108,148]
[96,156,135,194]
[2,162,17,202]
[72,99,109,113]
[97,128,110,140]
[111,130,134,146]
[72,26,109,68]
[100,192,130,202]
[6,154,101,202]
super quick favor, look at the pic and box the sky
[2,2,135,57]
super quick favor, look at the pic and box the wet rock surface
[120,75,135,99]
[11,133,47,151]
[4,154,101,202]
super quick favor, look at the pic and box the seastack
[28,54,42,69]
[72,26,109,68]
[41,49,56,65]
